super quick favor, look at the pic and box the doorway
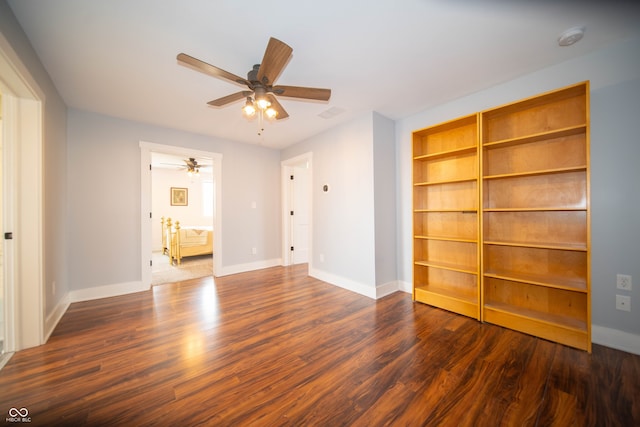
[0,41,45,357]
[140,142,222,287]
[0,89,4,358]
[150,151,215,285]
[282,153,312,267]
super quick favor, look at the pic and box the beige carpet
[152,251,213,285]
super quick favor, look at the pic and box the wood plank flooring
[1,264,638,426]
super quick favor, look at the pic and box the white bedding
[180,227,210,246]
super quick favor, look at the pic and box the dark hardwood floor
[1,264,638,426]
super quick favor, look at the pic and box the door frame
[0,36,45,352]
[140,141,223,285]
[281,152,312,267]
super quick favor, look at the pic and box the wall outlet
[319,253,325,263]
[616,295,631,312]
[251,247,257,255]
[617,274,632,291]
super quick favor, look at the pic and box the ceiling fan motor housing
[248,64,261,83]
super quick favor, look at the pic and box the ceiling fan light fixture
[265,106,277,119]
[242,97,256,117]
[256,97,270,110]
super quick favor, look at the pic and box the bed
[161,217,213,265]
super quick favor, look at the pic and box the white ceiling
[8,0,640,150]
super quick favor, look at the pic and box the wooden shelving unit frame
[412,81,591,352]
[480,82,591,352]
[412,114,481,320]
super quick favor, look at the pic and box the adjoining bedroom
[150,152,215,285]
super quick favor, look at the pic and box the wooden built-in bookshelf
[481,82,590,351]
[412,114,480,320]
[412,82,591,351]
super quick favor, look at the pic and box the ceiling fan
[183,157,202,175]
[160,157,208,176]
[177,37,331,120]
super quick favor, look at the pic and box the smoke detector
[558,26,585,47]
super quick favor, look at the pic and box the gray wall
[590,78,640,335]
[281,111,398,295]
[396,35,640,344]
[372,112,397,287]
[67,109,281,290]
[281,113,377,293]
[0,1,69,318]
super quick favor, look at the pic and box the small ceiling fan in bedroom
[160,157,208,177]
[176,37,331,124]
[183,157,203,176]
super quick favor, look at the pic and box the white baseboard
[309,267,377,299]
[217,258,282,277]
[67,281,150,303]
[376,280,401,299]
[44,294,71,342]
[41,277,640,358]
[308,270,412,300]
[0,352,13,371]
[42,281,149,344]
[397,280,412,294]
[592,325,640,355]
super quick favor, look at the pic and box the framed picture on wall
[171,187,188,206]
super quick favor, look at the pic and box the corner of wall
[592,325,640,356]
[375,280,412,299]
[44,292,71,342]
[309,266,377,299]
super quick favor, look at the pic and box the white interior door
[0,91,4,356]
[282,153,312,267]
[291,164,310,264]
[0,39,45,354]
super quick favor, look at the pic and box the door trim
[140,141,223,285]
[0,36,45,351]
[281,152,312,267]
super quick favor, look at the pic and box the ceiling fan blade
[272,85,331,101]
[207,91,252,107]
[266,94,289,120]
[177,53,250,87]
[159,163,186,168]
[256,37,293,85]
